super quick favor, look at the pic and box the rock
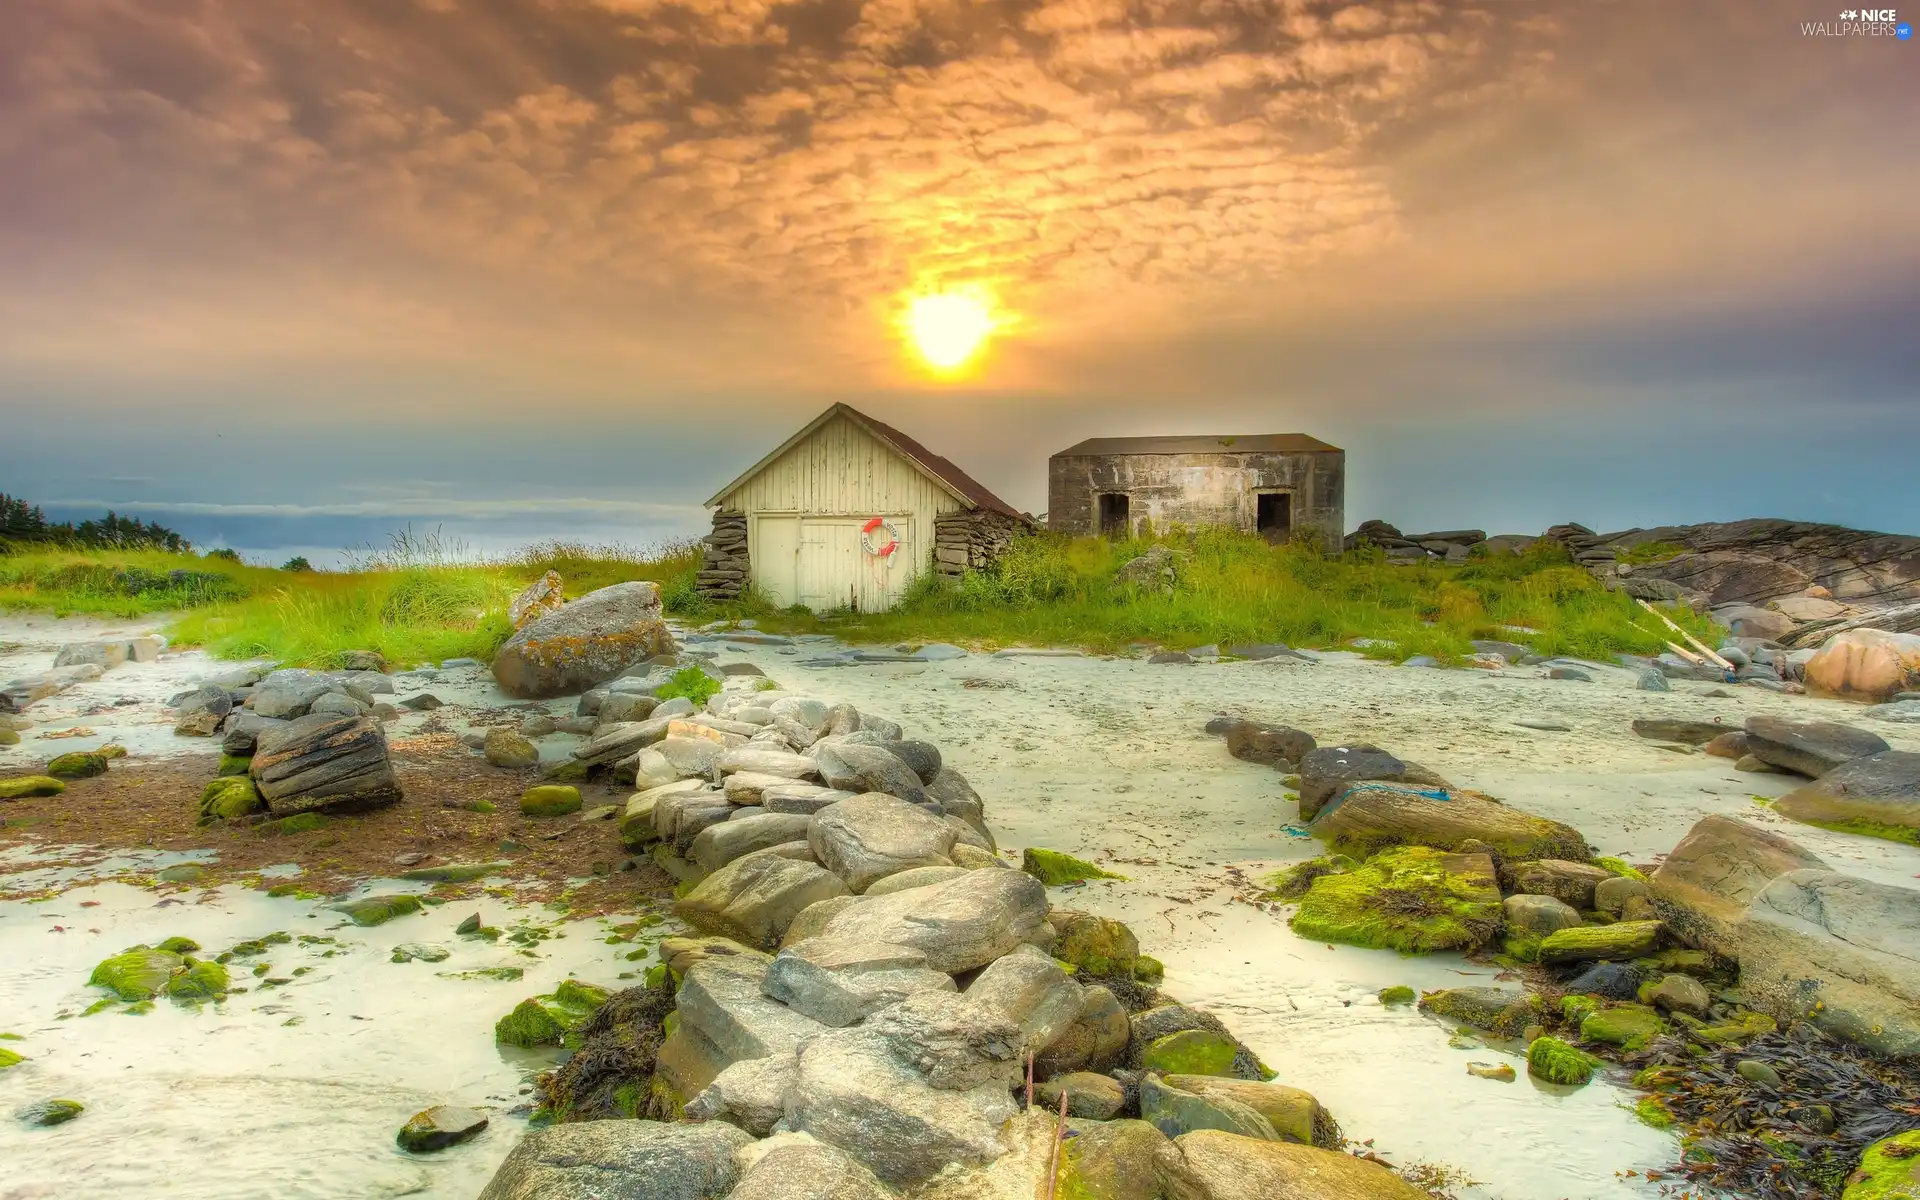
[1773,594,1846,622]
[1160,1076,1337,1147]
[817,867,1050,974]
[520,785,582,817]
[1704,731,1750,759]
[1054,1120,1202,1199]
[762,937,956,1027]
[657,734,726,778]
[656,791,736,853]
[809,792,958,893]
[1296,744,1405,821]
[308,691,370,718]
[1649,814,1831,957]
[250,713,402,816]
[492,582,675,699]
[1737,869,1920,1056]
[1466,1062,1517,1082]
[574,717,672,767]
[813,742,927,805]
[1417,987,1537,1037]
[15,1098,85,1126]
[688,812,815,871]
[509,570,566,630]
[673,851,849,951]
[54,641,127,670]
[949,843,1001,870]
[475,1118,751,1200]
[963,944,1084,1052]
[1526,1036,1601,1086]
[1594,876,1652,917]
[1173,1129,1431,1199]
[1631,718,1734,745]
[1743,715,1889,779]
[1847,1130,1920,1200]
[1773,750,1920,843]
[250,669,342,719]
[399,693,443,711]
[1561,962,1648,1001]
[1805,629,1920,703]
[676,956,828,1071]
[1643,974,1711,1017]
[1128,1005,1269,1081]
[172,684,233,736]
[762,784,858,815]
[1032,984,1130,1077]
[1717,604,1798,641]
[784,991,1022,1187]
[199,776,264,820]
[1636,669,1671,692]
[684,1053,797,1136]
[222,711,285,755]
[1536,921,1663,965]
[396,1105,488,1152]
[718,748,821,780]
[1307,782,1588,862]
[724,1133,895,1200]
[1047,909,1141,979]
[1503,893,1583,936]
[1141,1073,1274,1141]
[0,775,65,799]
[1022,847,1123,886]
[871,739,941,784]
[1223,721,1316,769]
[598,693,657,726]
[1035,1072,1127,1119]
[1549,666,1592,682]
[391,942,451,963]
[1290,846,1501,954]
[1579,1002,1668,1051]
[46,751,108,779]
[332,895,425,927]
[1510,859,1614,909]
[484,727,540,769]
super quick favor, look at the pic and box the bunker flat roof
[1052,433,1341,456]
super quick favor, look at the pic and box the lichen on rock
[1288,846,1501,954]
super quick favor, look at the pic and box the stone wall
[1046,449,1344,550]
[696,511,750,602]
[933,509,1024,580]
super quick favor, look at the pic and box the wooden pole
[1664,641,1703,665]
[1026,1052,1034,1109]
[1044,1089,1069,1200]
[1637,599,1735,672]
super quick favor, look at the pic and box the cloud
[35,496,710,521]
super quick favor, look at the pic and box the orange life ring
[861,517,900,560]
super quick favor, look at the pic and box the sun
[902,289,996,374]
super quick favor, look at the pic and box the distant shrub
[282,556,314,572]
[206,548,242,562]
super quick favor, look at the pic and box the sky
[1,0,1915,563]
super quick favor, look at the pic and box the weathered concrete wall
[1047,450,1345,548]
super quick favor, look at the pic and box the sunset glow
[902,291,996,375]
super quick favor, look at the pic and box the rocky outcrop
[1604,518,1920,608]
[1648,814,1830,958]
[1772,750,1920,842]
[1803,629,1920,702]
[492,582,675,699]
[1743,715,1888,779]
[249,713,402,816]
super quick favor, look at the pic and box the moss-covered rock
[216,754,252,777]
[1289,846,1501,954]
[1634,1095,1676,1129]
[1527,1036,1602,1085]
[164,959,231,1000]
[1593,856,1650,882]
[200,776,264,820]
[15,1099,84,1126]
[1140,1029,1239,1077]
[0,1048,23,1070]
[257,812,326,836]
[1536,920,1664,965]
[1162,1075,1340,1147]
[330,895,425,927]
[1379,986,1416,1006]
[46,752,108,779]
[520,785,582,818]
[1579,1003,1668,1051]
[396,1105,489,1152]
[1560,994,1603,1028]
[156,937,200,954]
[88,946,186,1001]
[156,865,208,884]
[1049,910,1139,978]
[397,862,509,883]
[494,978,612,1048]
[1419,987,1538,1037]
[1844,1129,1920,1200]
[1022,848,1125,886]
[1133,955,1165,985]
[1690,1009,1777,1046]
[0,776,65,799]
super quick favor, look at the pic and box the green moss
[1261,856,1353,901]
[265,883,322,899]
[46,752,108,779]
[1502,932,1543,963]
[1288,845,1501,954]
[1132,955,1165,985]
[330,895,425,926]
[398,862,509,883]
[1419,987,1539,1037]
[652,666,721,707]
[1536,920,1663,965]
[16,1098,84,1126]
[200,776,264,820]
[1845,1130,1920,1200]
[541,759,590,783]
[611,1082,643,1118]
[1580,1003,1668,1051]
[164,959,231,1000]
[1140,1029,1239,1077]
[1634,1095,1676,1130]
[1635,949,1719,978]
[1690,1009,1777,1046]
[1561,994,1603,1027]
[1050,912,1139,977]
[1798,818,1920,848]
[439,967,525,982]
[1592,856,1650,882]
[1379,986,1416,1006]
[88,946,185,1001]
[156,865,208,884]
[216,754,253,777]
[1022,848,1126,886]
[258,812,326,836]
[1527,1036,1601,1085]
[520,785,582,818]
[0,1047,23,1070]
[494,979,610,1048]
[0,776,65,799]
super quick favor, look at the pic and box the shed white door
[792,516,917,613]
[751,515,800,607]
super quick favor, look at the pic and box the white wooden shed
[697,403,1027,613]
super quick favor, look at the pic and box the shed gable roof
[706,403,1027,520]
[1052,433,1341,457]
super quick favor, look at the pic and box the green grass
[651,666,721,707]
[736,528,1721,662]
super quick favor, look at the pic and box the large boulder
[688,813,815,872]
[1306,782,1588,862]
[1224,722,1316,769]
[675,957,828,1068]
[813,742,928,805]
[1509,859,1614,909]
[1648,814,1829,957]
[718,748,820,781]
[1173,1129,1432,1199]
[817,867,1050,974]
[683,1053,797,1137]
[249,713,402,816]
[1743,715,1889,779]
[1159,1076,1338,1147]
[1032,984,1130,1077]
[724,1133,895,1200]
[762,937,956,1028]
[1804,629,1920,703]
[1736,870,1920,1057]
[673,854,849,951]
[808,793,958,893]
[475,1119,750,1200]
[171,684,232,736]
[250,669,341,719]
[1772,750,1920,844]
[961,944,1085,1053]
[492,582,674,699]
[1296,744,1405,821]
[1289,847,1502,954]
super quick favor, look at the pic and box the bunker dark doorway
[1257,492,1292,541]
[1099,493,1131,538]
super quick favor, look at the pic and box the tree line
[0,492,190,552]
